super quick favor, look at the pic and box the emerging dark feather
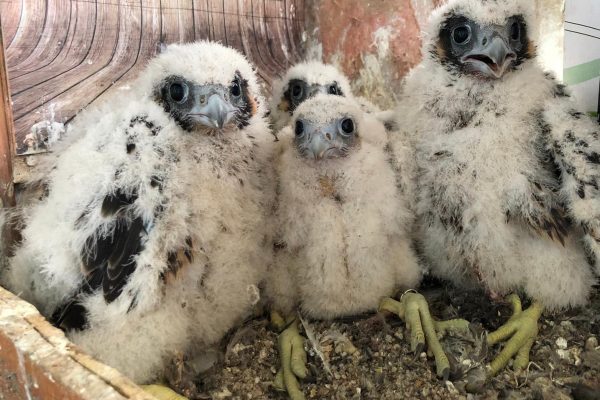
[52,189,148,331]
[101,190,137,217]
[102,216,145,302]
[163,236,194,283]
[517,181,570,246]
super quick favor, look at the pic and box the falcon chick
[267,94,467,400]
[1,42,272,398]
[389,0,598,377]
[269,61,379,131]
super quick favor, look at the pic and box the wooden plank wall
[0,286,156,400]
[0,23,15,206]
[0,0,306,155]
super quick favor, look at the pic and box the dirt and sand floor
[198,278,600,400]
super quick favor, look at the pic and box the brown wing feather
[163,236,194,284]
[509,181,570,245]
[52,189,147,331]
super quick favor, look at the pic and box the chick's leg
[272,311,308,400]
[486,294,542,377]
[379,292,470,380]
[141,384,188,400]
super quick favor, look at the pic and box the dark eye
[510,21,521,41]
[328,85,338,95]
[291,83,304,100]
[295,120,304,136]
[230,81,241,97]
[452,25,472,45]
[340,118,355,136]
[169,82,187,103]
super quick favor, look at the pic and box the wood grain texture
[0,0,306,155]
[0,25,15,207]
[0,286,156,400]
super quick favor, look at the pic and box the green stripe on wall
[564,59,600,85]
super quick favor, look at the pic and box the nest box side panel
[0,0,305,156]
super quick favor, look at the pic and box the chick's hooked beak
[295,117,355,160]
[462,28,517,79]
[189,87,237,130]
[309,130,333,160]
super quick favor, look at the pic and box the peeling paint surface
[305,0,564,109]
[307,0,423,108]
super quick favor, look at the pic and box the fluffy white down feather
[390,0,596,311]
[269,62,379,131]
[1,42,274,383]
[267,95,421,319]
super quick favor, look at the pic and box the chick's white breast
[275,131,419,319]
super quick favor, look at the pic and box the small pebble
[445,381,459,395]
[556,337,568,349]
[556,349,569,360]
[560,320,574,331]
[213,388,233,399]
[394,330,404,340]
[585,337,598,352]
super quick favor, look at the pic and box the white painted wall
[536,0,565,78]
[564,0,600,113]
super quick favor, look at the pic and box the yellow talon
[379,292,470,380]
[271,310,287,332]
[486,295,542,377]
[271,312,307,400]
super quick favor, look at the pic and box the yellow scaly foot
[486,294,542,377]
[379,291,470,380]
[272,312,307,400]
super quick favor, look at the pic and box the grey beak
[309,130,334,160]
[191,94,236,130]
[206,94,233,129]
[462,36,517,78]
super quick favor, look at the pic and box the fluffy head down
[138,42,265,132]
[292,94,362,130]
[291,94,364,160]
[424,0,537,80]
[270,62,352,130]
